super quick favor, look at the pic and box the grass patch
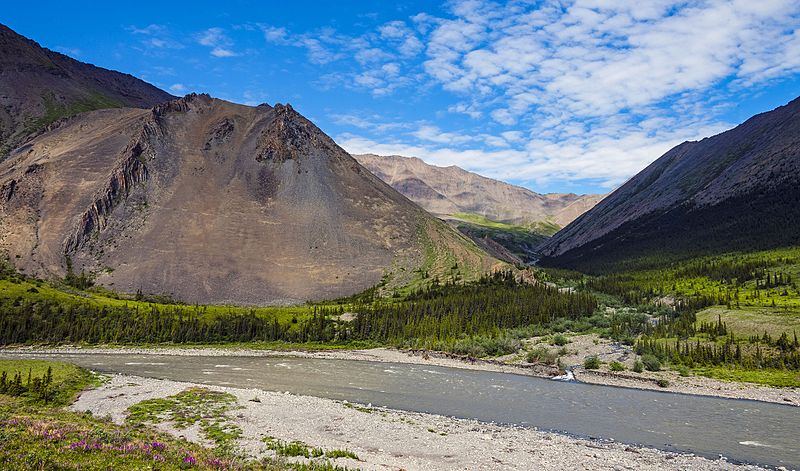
[127,387,241,453]
[693,366,800,388]
[696,306,800,338]
[263,437,359,462]
[0,359,100,406]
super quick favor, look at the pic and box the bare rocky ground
[14,342,799,406]
[72,374,766,471]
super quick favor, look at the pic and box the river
[4,352,798,468]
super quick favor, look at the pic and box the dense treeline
[0,297,342,345]
[582,248,800,312]
[336,271,598,344]
[0,271,597,348]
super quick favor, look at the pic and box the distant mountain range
[540,96,800,273]
[355,153,604,228]
[0,23,174,157]
[354,153,604,264]
[0,24,498,304]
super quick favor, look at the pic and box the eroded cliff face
[0,95,498,304]
[64,121,161,253]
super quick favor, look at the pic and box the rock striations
[0,94,498,304]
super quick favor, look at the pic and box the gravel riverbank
[72,374,767,471]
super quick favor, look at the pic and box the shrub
[527,346,557,364]
[677,366,690,377]
[584,356,601,369]
[632,360,644,373]
[641,354,661,372]
[609,361,625,372]
[656,379,670,388]
[551,334,569,346]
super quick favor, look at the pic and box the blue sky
[5,1,800,194]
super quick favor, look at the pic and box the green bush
[609,361,625,372]
[551,334,569,346]
[641,354,661,372]
[527,346,557,364]
[583,356,601,369]
[656,379,670,388]
[632,360,644,373]
[677,366,691,377]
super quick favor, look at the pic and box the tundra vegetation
[0,359,358,470]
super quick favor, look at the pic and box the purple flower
[69,440,88,450]
[151,441,166,450]
[183,455,197,465]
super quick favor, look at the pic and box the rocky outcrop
[63,117,163,252]
[256,104,339,163]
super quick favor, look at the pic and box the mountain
[539,97,800,273]
[354,153,604,264]
[354,153,604,227]
[0,94,498,304]
[0,23,174,157]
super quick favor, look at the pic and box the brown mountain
[0,94,498,304]
[0,23,174,157]
[354,153,604,228]
[539,96,800,273]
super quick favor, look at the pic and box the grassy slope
[450,212,555,263]
[593,247,800,316]
[451,212,561,235]
[0,276,311,324]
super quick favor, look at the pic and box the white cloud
[210,47,237,57]
[127,24,184,51]
[330,0,800,189]
[169,83,187,93]
[197,27,239,57]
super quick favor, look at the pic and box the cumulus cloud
[197,27,239,57]
[331,0,800,190]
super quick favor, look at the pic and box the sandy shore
[7,345,799,406]
[71,373,766,471]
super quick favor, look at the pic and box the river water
[5,352,798,468]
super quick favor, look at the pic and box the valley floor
[73,373,763,471]
[11,343,800,406]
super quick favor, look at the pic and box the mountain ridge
[354,153,604,227]
[539,96,800,272]
[0,23,174,156]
